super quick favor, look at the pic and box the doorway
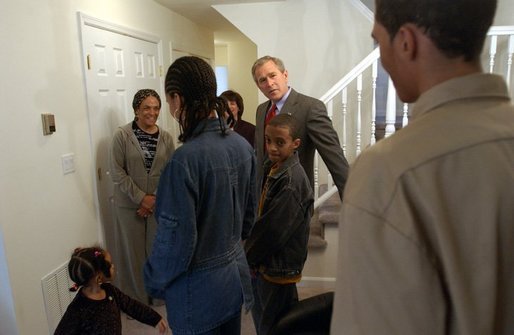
[78,13,164,257]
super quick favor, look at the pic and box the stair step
[308,184,342,249]
[318,184,341,226]
[308,211,327,249]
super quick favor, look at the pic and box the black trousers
[251,275,298,335]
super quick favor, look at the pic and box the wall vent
[41,261,76,333]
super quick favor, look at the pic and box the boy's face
[265,125,300,165]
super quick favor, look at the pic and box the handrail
[320,48,379,103]
[319,25,514,105]
[488,26,514,35]
[314,185,338,210]
[314,26,514,211]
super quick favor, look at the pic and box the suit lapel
[280,89,298,116]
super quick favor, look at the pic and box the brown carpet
[122,286,330,335]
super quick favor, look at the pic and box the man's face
[253,60,289,102]
[372,20,419,103]
[372,21,394,77]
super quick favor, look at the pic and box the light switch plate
[61,153,75,175]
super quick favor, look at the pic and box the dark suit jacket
[255,89,349,199]
[234,119,256,148]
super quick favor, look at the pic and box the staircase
[308,26,514,248]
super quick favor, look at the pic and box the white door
[79,14,164,254]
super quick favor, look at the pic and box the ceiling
[154,0,374,43]
[154,0,284,35]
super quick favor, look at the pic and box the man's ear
[395,24,418,61]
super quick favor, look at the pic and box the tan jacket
[332,74,514,335]
[110,122,174,208]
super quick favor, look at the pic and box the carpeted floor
[122,286,330,335]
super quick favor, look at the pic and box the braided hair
[67,246,111,291]
[164,56,228,142]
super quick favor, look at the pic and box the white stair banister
[489,35,498,73]
[314,152,319,201]
[311,26,513,209]
[342,87,348,157]
[402,103,409,127]
[385,78,397,138]
[356,74,363,155]
[320,48,380,103]
[370,60,378,145]
[507,34,514,89]
[487,26,514,91]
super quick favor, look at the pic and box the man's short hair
[251,56,286,82]
[375,0,497,61]
[268,113,299,140]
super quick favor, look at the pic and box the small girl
[54,246,168,335]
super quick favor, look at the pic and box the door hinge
[87,55,91,70]
[159,65,163,77]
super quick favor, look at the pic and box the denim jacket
[245,151,314,279]
[144,118,256,335]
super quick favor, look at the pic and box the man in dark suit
[252,55,349,199]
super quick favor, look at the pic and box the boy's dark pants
[251,274,299,335]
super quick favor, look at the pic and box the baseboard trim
[299,276,336,289]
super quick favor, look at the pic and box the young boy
[245,113,314,335]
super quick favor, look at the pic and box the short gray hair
[251,56,286,82]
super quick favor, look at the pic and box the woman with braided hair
[144,56,257,335]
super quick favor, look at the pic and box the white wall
[495,0,514,25]
[214,33,258,124]
[215,0,374,103]
[0,0,213,333]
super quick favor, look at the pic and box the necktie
[265,103,277,125]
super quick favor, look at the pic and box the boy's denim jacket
[144,119,256,334]
[245,151,314,279]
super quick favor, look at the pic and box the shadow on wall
[0,228,18,335]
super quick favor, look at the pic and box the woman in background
[110,89,174,304]
[221,89,256,147]
[144,57,256,335]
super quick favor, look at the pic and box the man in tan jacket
[331,0,514,334]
